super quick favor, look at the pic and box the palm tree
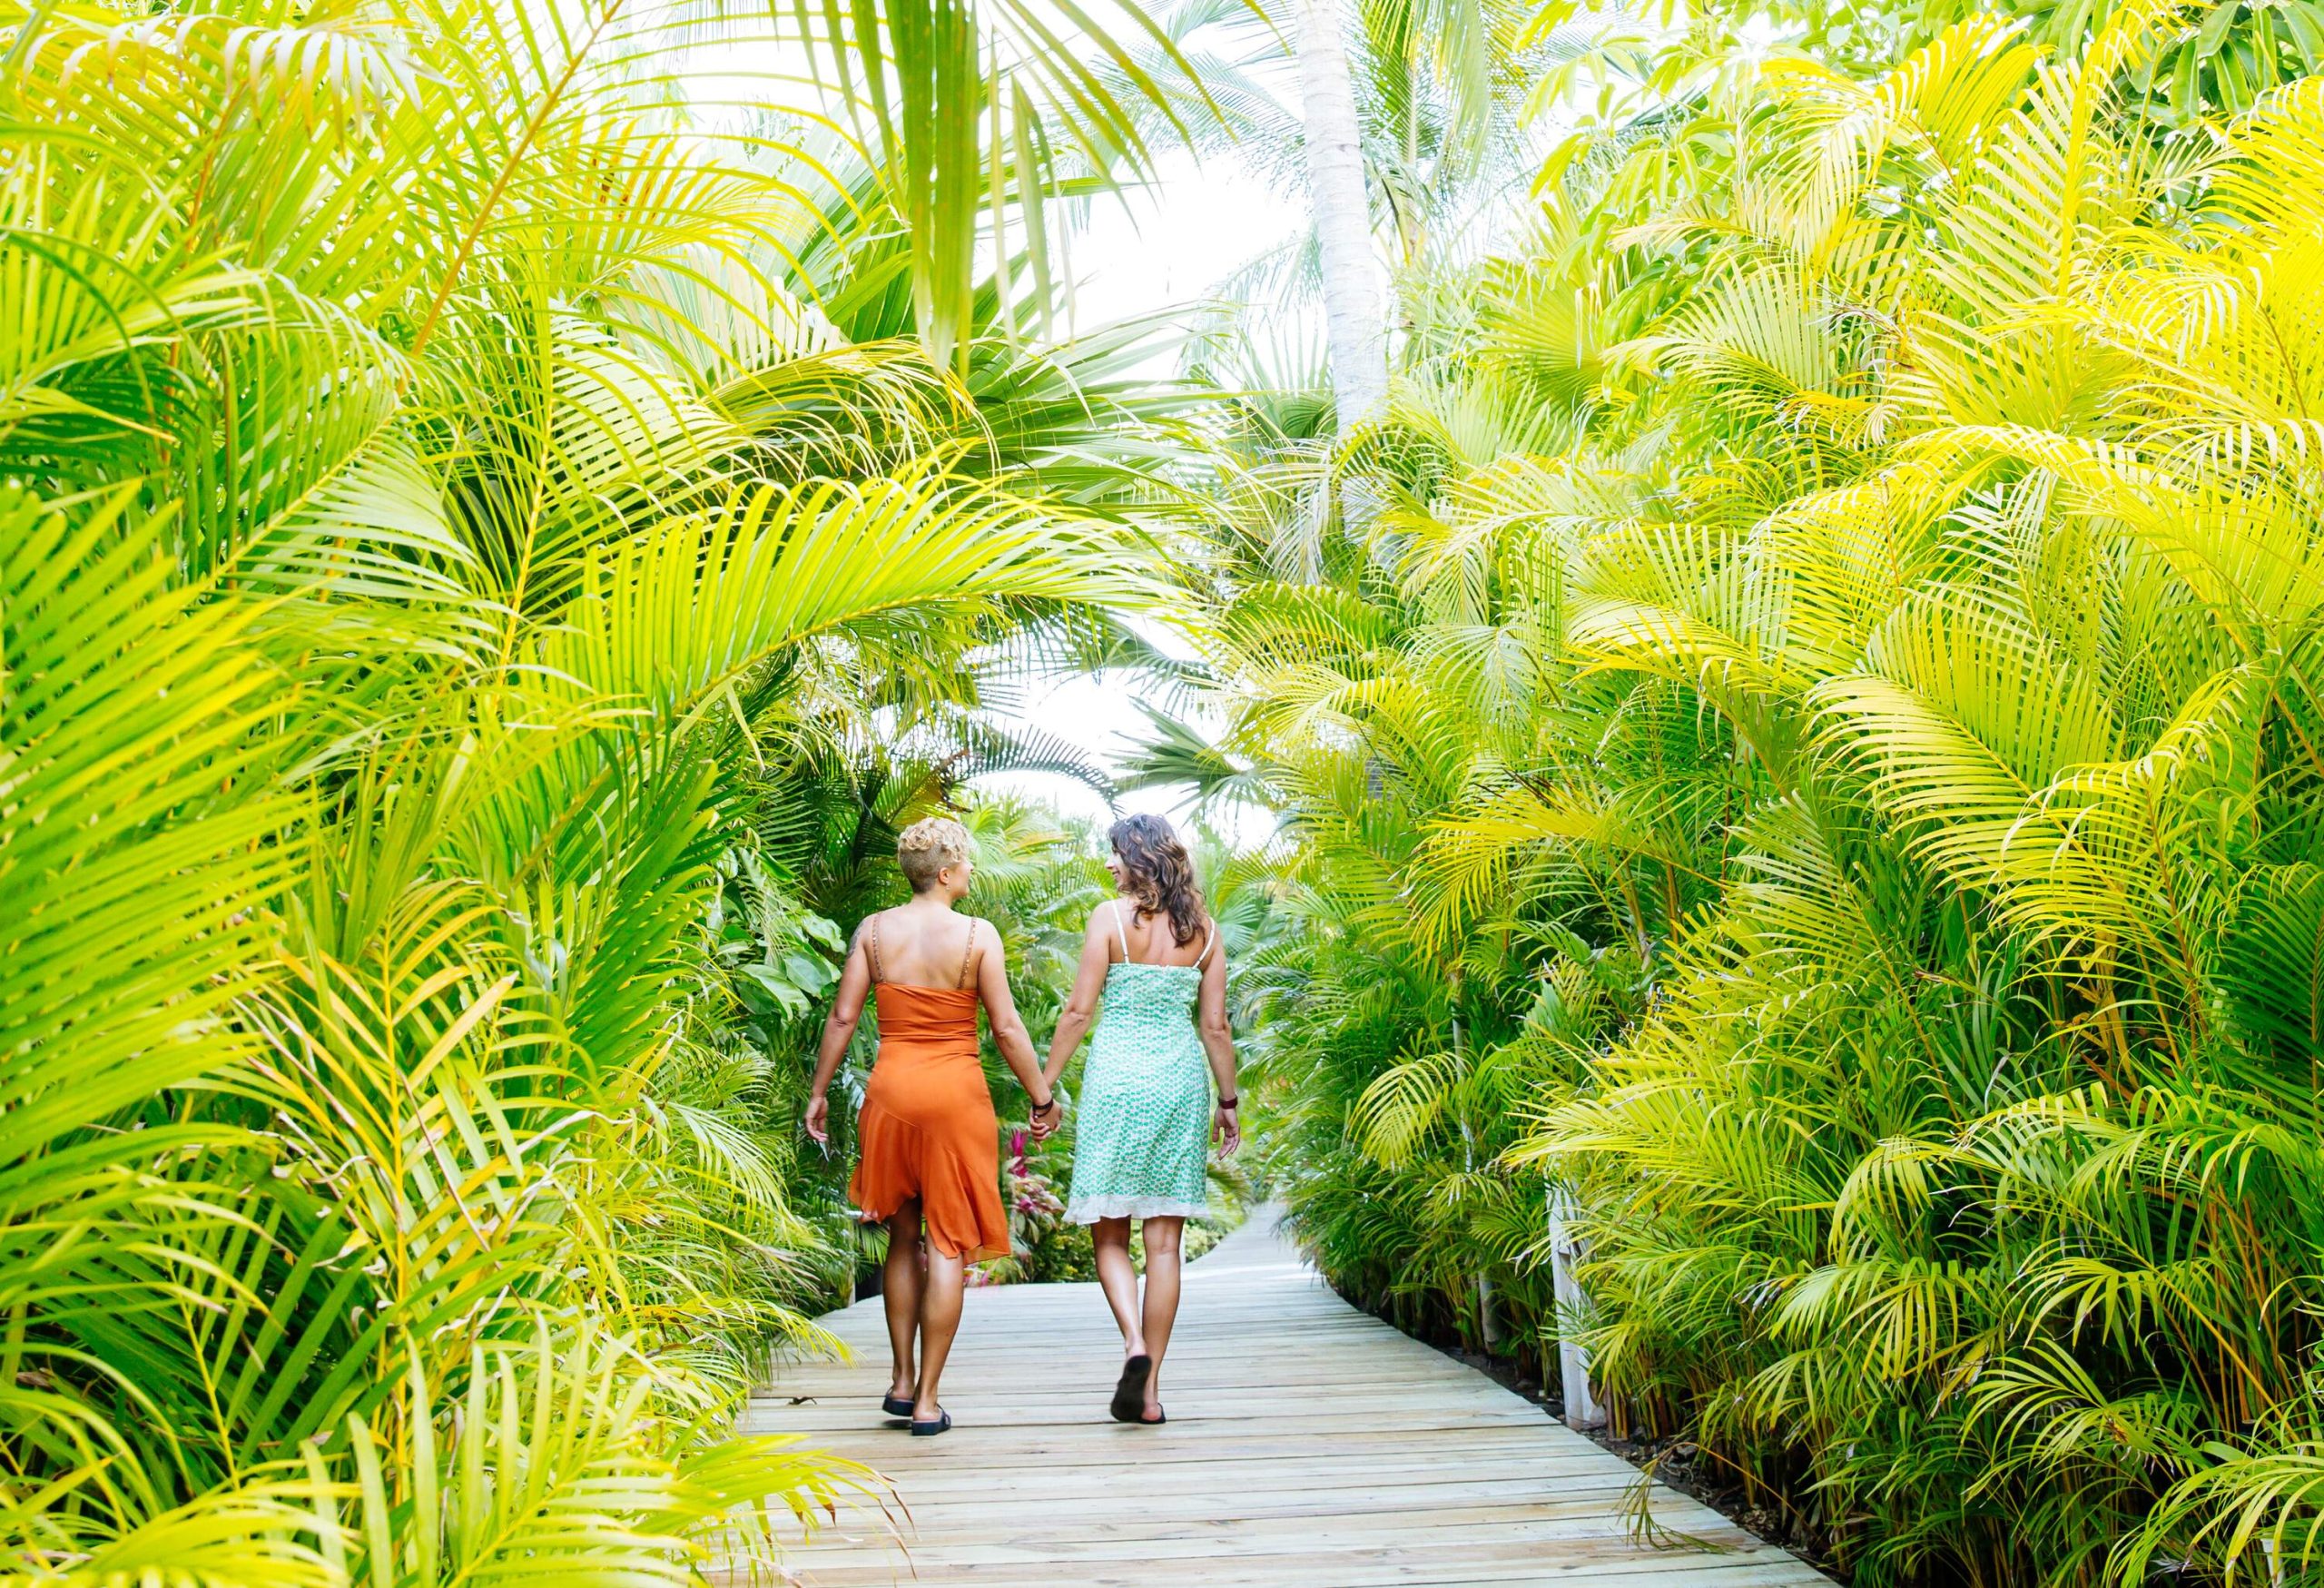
[0,0,1202,1572]
[1137,0,1531,441]
[1295,0,1391,432]
[1190,2,2324,1581]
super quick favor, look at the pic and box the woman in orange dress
[805,817,1059,1436]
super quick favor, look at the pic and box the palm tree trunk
[1295,0,1387,438]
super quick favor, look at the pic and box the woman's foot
[1138,1402,1167,1425]
[883,1376,916,1418]
[910,1406,951,1437]
[1110,1355,1153,1423]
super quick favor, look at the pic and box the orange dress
[849,980,1011,1264]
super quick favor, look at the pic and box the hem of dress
[850,1207,1011,1265]
[1065,1196,1209,1224]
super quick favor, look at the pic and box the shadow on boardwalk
[748,1214,1832,1587]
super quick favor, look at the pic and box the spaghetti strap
[1193,918,1217,969]
[1108,899,1131,962]
[957,919,979,989]
[867,913,884,984]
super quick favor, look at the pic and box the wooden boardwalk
[750,1217,1828,1587]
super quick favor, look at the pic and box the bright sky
[967,146,1300,852]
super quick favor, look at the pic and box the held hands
[1026,1061,1066,1141]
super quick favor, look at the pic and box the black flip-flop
[910,1409,951,1437]
[881,1395,913,1419]
[1110,1355,1152,1424]
[1137,1405,1167,1425]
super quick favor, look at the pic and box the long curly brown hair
[1108,813,1206,946]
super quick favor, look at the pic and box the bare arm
[1043,911,1114,1090]
[972,920,1054,1114]
[1196,927,1240,1155]
[803,925,874,1144]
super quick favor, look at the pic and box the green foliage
[0,0,1193,1571]
[1196,4,2324,1583]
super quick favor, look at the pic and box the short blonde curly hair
[896,816,972,891]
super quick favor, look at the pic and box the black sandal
[881,1395,913,1419]
[1138,1405,1167,1425]
[910,1408,951,1437]
[1110,1355,1152,1424]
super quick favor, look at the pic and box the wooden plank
[751,1214,1828,1587]
[808,1456,1649,1503]
[783,1549,1819,1588]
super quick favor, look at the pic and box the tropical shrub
[1197,3,2324,1582]
[0,0,1197,1571]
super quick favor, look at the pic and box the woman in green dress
[1043,814,1240,1425]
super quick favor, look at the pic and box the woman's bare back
[1107,900,1212,968]
[864,902,987,988]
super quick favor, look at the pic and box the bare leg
[1091,1217,1146,1356]
[913,1243,967,1422]
[1138,1216,1185,1419]
[881,1201,925,1403]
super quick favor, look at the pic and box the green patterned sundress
[1064,903,1215,1223]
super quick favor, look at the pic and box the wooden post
[1546,1183,1607,1431]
